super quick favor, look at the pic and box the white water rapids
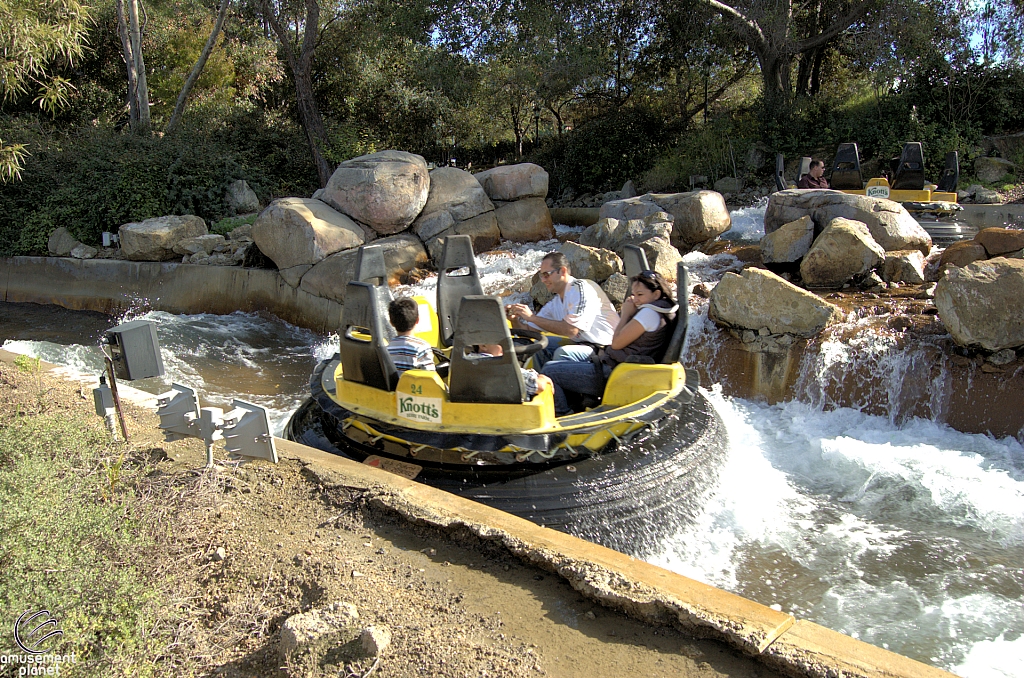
[3,214,1023,677]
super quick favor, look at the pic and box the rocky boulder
[70,243,98,259]
[253,198,366,287]
[280,602,359,659]
[640,238,683,281]
[935,257,1024,350]
[412,167,493,234]
[799,217,886,288]
[709,267,842,337]
[760,215,814,263]
[558,242,621,283]
[765,189,931,254]
[713,177,742,193]
[494,198,554,242]
[973,186,1004,204]
[320,150,430,235]
[119,215,208,262]
[939,241,987,273]
[475,163,548,201]
[423,212,501,261]
[881,250,926,284]
[601,272,630,304]
[974,156,1015,183]
[300,233,427,303]
[601,192,731,250]
[173,234,226,257]
[579,214,673,254]
[48,227,80,256]
[225,179,260,214]
[974,227,1024,257]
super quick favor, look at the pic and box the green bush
[0,109,317,256]
[528,107,670,196]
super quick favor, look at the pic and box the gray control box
[104,320,165,380]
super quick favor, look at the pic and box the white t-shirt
[632,306,667,332]
[532,276,618,345]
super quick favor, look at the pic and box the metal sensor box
[104,320,165,380]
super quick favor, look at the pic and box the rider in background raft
[505,252,619,368]
[541,270,678,416]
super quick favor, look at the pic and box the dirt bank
[0,352,782,678]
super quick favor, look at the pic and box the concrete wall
[958,204,1024,229]
[0,257,344,332]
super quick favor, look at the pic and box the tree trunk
[166,0,232,135]
[758,51,792,108]
[127,0,150,132]
[294,66,333,186]
[262,0,333,188]
[115,0,139,127]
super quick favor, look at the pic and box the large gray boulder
[640,238,684,281]
[709,267,842,337]
[881,250,926,284]
[765,189,931,254]
[412,167,493,229]
[423,212,501,261]
[974,227,1024,257]
[579,214,673,254]
[300,233,427,303]
[48,227,81,256]
[600,192,731,250]
[320,150,430,235]
[760,215,814,263]
[494,197,554,242]
[799,217,886,288]
[173,234,226,257]
[974,156,1015,183]
[252,198,366,287]
[475,163,548,201]
[225,179,260,214]
[119,215,208,261]
[935,257,1024,350]
[558,242,621,283]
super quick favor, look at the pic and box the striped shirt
[386,334,435,373]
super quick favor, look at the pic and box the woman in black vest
[541,270,677,416]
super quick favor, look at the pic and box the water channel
[2,219,1022,677]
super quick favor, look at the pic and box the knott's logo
[397,394,442,423]
[866,185,890,199]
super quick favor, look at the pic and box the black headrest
[830,143,863,190]
[892,142,926,191]
[775,153,787,192]
[340,281,399,391]
[622,245,650,280]
[354,244,395,341]
[447,296,526,404]
[437,235,484,348]
[936,150,960,193]
[660,262,691,364]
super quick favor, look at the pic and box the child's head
[388,297,419,333]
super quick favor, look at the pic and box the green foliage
[529,107,670,195]
[0,110,316,255]
[0,404,165,674]
[210,212,256,235]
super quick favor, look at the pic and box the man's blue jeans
[540,358,610,416]
[530,343,594,370]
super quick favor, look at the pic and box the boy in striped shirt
[386,298,436,373]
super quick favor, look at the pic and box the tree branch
[166,0,232,134]
[694,0,766,50]
[791,0,876,53]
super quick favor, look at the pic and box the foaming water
[651,389,1024,673]
[721,199,768,242]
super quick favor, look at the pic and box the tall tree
[115,0,152,131]
[695,0,876,105]
[261,0,332,186]
[166,0,233,134]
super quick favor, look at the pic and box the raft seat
[448,295,527,405]
[340,281,399,392]
[830,143,863,190]
[437,235,484,348]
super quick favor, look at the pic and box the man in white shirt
[506,251,619,368]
